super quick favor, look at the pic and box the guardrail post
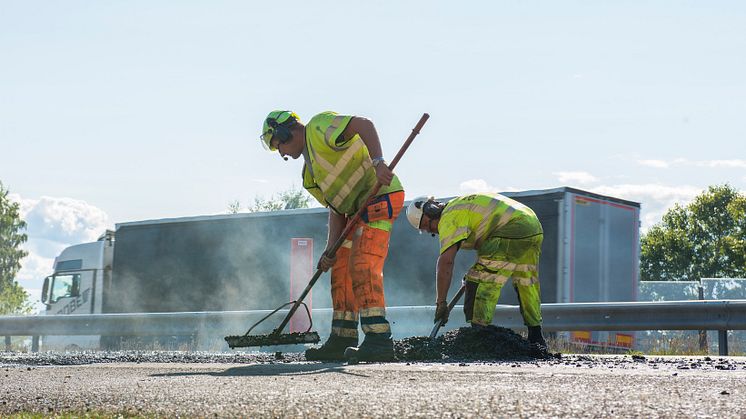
[718,330,728,356]
[698,284,707,351]
[4,336,10,351]
[31,336,39,353]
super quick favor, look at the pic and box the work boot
[304,335,358,361]
[344,335,396,363]
[527,325,547,348]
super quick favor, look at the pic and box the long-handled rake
[225,113,430,349]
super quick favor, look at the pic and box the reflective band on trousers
[333,311,357,321]
[360,307,385,317]
[466,269,539,286]
[360,306,390,334]
[331,310,358,338]
[477,258,537,272]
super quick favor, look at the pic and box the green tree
[228,186,312,214]
[0,181,32,315]
[640,184,746,281]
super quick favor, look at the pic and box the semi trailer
[40,186,640,349]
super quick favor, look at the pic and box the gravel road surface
[2,352,746,418]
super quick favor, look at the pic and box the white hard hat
[406,196,431,230]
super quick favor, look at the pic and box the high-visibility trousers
[463,233,544,327]
[330,191,404,340]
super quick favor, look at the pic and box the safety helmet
[260,110,300,151]
[406,196,433,230]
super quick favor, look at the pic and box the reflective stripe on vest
[441,196,516,249]
[309,139,371,210]
[302,112,403,215]
[325,115,348,150]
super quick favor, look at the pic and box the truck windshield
[50,273,80,303]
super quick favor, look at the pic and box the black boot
[305,335,358,361]
[527,325,547,347]
[344,334,395,363]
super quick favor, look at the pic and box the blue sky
[2,1,745,308]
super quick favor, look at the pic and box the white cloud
[459,179,500,194]
[636,158,746,169]
[7,194,112,303]
[637,159,670,169]
[458,179,522,195]
[589,183,703,232]
[695,159,746,169]
[553,171,599,185]
[15,244,57,282]
[20,196,111,245]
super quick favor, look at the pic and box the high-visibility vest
[437,193,542,254]
[301,112,403,215]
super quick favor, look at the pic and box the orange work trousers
[330,191,404,340]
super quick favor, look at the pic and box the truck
[40,186,641,349]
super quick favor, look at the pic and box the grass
[538,331,746,356]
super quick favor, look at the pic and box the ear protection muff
[266,117,293,144]
[417,199,442,218]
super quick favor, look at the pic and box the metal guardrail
[2,300,745,355]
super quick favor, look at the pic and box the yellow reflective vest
[301,112,403,215]
[438,193,542,254]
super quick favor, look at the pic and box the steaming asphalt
[2,352,746,418]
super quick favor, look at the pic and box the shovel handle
[429,284,466,340]
[271,113,430,336]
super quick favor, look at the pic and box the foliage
[228,186,312,213]
[0,181,32,315]
[640,184,746,281]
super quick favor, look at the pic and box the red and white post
[289,238,313,333]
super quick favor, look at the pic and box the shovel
[429,284,466,340]
[225,113,430,348]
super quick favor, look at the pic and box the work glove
[434,301,449,325]
[317,252,337,272]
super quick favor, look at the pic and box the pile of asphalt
[394,325,558,361]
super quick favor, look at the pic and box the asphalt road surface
[2,353,746,418]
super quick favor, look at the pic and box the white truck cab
[40,230,113,349]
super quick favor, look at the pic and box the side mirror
[42,276,51,304]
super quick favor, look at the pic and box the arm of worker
[317,211,348,272]
[434,244,459,324]
[343,116,393,186]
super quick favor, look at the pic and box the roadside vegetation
[0,180,32,316]
[640,184,746,281]
[228,186,311,213]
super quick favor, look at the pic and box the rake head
[224,331,321,348]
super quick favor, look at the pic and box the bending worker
[406,193,547,347]
[260,110,404,362]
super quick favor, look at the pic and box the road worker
[406,193,547,347]
[260,110,404,361]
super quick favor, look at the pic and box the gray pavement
[2,354,746,418]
